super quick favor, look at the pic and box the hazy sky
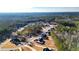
[0,0,78,12]
[2,7,79,12]
[30,7,79,12]
[0,7,79,12]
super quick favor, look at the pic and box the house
[11,36,21,45]
[35,37,45,45]
[17,27,24,32]
[41,32,49,40]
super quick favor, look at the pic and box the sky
[31,7,79,12]
[0,0,79,12]
[1,7,79,12]
[0,0,32,12]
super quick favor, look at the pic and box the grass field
[51,31,63,51]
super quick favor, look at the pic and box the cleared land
[0,23,58,51]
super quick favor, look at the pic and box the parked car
[43,48,54,51]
